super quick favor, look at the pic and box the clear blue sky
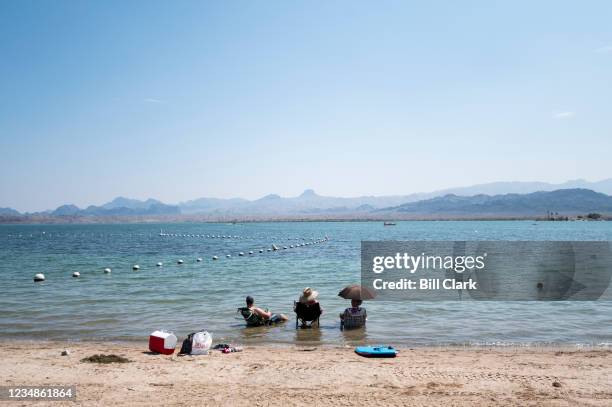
[1,1,611,212]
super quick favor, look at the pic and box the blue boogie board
[355,345,398,358]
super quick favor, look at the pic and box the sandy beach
[1,341,611,406]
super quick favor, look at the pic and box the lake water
[1,221,612,347]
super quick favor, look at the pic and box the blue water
[1,221,611,347]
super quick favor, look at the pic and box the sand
[1,341,612,406]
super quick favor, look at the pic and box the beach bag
[179,333,195,355]
[179,331,212,355]
[149,330,177,355]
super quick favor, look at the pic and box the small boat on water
[383,222,396,226]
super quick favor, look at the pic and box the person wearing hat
[294,287,323,328]
[299,287,320,305]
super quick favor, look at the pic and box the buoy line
[32,236,329,282]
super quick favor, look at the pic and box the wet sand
[1,341,612,406]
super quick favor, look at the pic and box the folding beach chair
[340,308,367,330]
[237,307,267,327]
[293,301,322,328]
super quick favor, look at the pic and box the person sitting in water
[339,299,367,329]
[238,295,288,327]
[294,287,323,328]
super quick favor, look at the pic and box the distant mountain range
[425,178,612,197]
[20,197,181,218]
[175,179,612,216]
[178,189,413,216]
[378,189,612,217]
[1,179,612,221]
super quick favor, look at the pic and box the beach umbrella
[338,284,376,300]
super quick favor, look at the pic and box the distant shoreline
[0,215,609,225]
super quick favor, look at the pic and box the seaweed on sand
[81,354,131,364]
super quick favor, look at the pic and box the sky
[1,1,611,212]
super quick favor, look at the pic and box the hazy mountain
[48,199,180,217]
[100,197,164,210]
[51,204,81,216]
[179,197,250,214]
[0,207,20,216]
[178,189,419,215]
[428,178,612,197]
[381,189,612,216]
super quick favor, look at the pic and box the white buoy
[290,245,294,248]
[104,268,112,274]
[156,262,163,267]
[196,258,202,262]
[239,252,244,256]
[249,251,254,255]
[267,248,272,252]
[72,272,80,278]
[226,254,231,258]
[259,249,264,253]
[132,265,140,271]
[33,273,45,282]
[283,246,288,249]
[212,256,218,260]
[177,259,184,264]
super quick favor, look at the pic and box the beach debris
[552,381,562,388]
[157,262,163,267]
[72,271,80,278]
[104,268,112,273]
[132,265,140,271]
[81,354,131,364]
[61,349,70,356]
[212,256,218,260]
[33,273,45,282]
[213,344,243,353]
[177,259,184,264]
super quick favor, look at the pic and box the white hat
[299,287,319,303]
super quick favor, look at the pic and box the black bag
[179,332,195,355]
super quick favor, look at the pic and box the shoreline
[3,338,612,351]
[2,340,612,406]
[2,217,608,225]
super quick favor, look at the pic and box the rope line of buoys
[31,236,329,282]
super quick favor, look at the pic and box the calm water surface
[1,221,611,347]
